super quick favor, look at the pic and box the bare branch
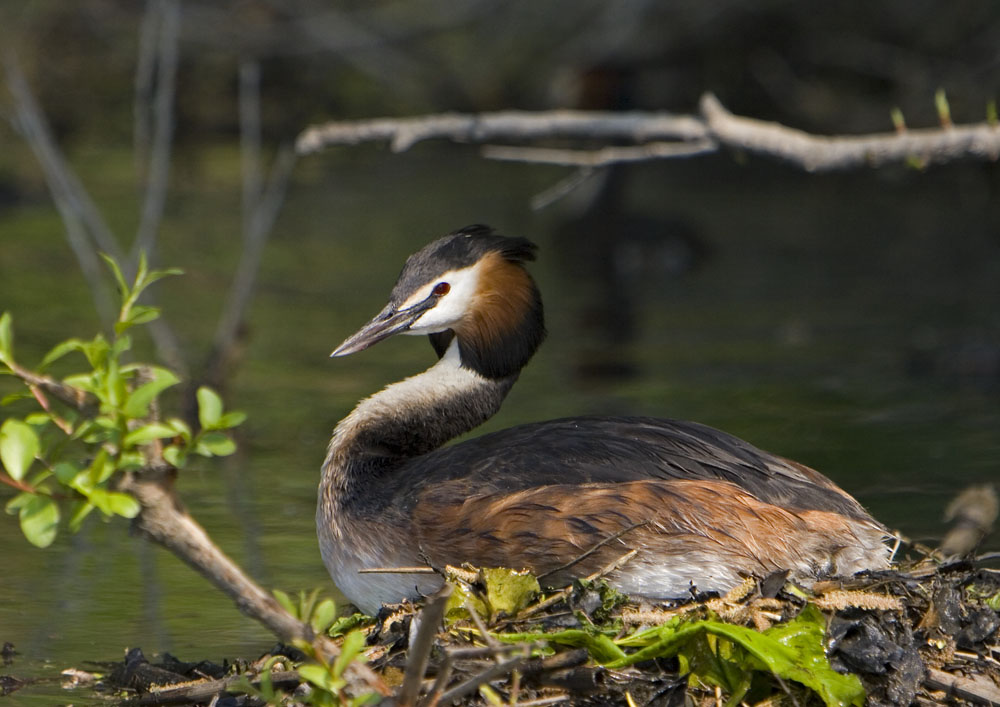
[296,109,708,154]
[130,0,181,267]
[3,52,117,328]
[699,93,1000,171]
[238,59,263,231]
[206,146,297,383]
[133,0,161,178]
[296,93,1000,173]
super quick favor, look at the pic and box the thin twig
[358,566,437,574]
[28,385,74,434]
[514,550,639,623]
[5,360,96,413]
[0,471,36,493]
[482,139,718,167]
[433,655,527,706]
[529,167,598,211]
[463,601,504,659]
[537,521,649,582]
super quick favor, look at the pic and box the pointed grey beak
[331,298,435,357]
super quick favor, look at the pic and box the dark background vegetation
[1,0,998,694]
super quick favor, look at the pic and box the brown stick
[924,667,1000,706]
[5,360,96,414]
[126,670,302,706]
[398,584,452,706]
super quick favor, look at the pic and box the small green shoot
[935,88,952,128]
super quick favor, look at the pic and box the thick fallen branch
[117,465,389,696]
[296,92,1000,172]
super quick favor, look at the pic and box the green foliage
[294,629,379,707]
[0,255,244,548]
[272,588,339,635]
[496,604,864,707]
[445,566,540,622]
[264,589,377,706]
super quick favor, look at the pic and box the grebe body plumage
[318,226,889,615]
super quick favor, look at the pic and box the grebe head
[332,225,546,379]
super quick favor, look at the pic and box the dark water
[1,146,999,701]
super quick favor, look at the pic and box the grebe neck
[321,340,515,498]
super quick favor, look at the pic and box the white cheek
[402,265,481,335]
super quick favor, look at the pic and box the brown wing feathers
[412,478,880,590]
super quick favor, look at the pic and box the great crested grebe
[318,225,890,615]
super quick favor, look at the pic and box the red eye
[432,282,451,296]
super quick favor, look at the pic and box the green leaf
[1,391,34,406]
[166,417,192,442]
[332,630,367,678]
[481,567,540,618]
[273,588,298,617]
[63,373,98,396]
[38,338,88,371]
[68,500,95,532]
[24,412,51,426]
[297,663,344,693]
[88,488,137,517]
[18,495,60,548]
[123,422,179,447]
[311,599,338,635]
[122,367,181,419]
[53,461,81,485]
[142,266,183,288]
[87,449,116,486]
[105,491,140,518]
[0,311,13,364]
[608,606,865,707]
[80,334,110,369]
[496,627,626,664]
[162,445,186,468]
[0,418,40,481]
[125,304,161,326]
[217,410,248,429]
[196,386,223,429]
[101,253,129,300]
[327,613,373,638]
[196,432,236,457]
[5,491,33,512]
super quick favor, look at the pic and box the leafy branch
[0,255,241,547]
[0,256,389,699]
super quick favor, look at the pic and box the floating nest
[18,550,999,707]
